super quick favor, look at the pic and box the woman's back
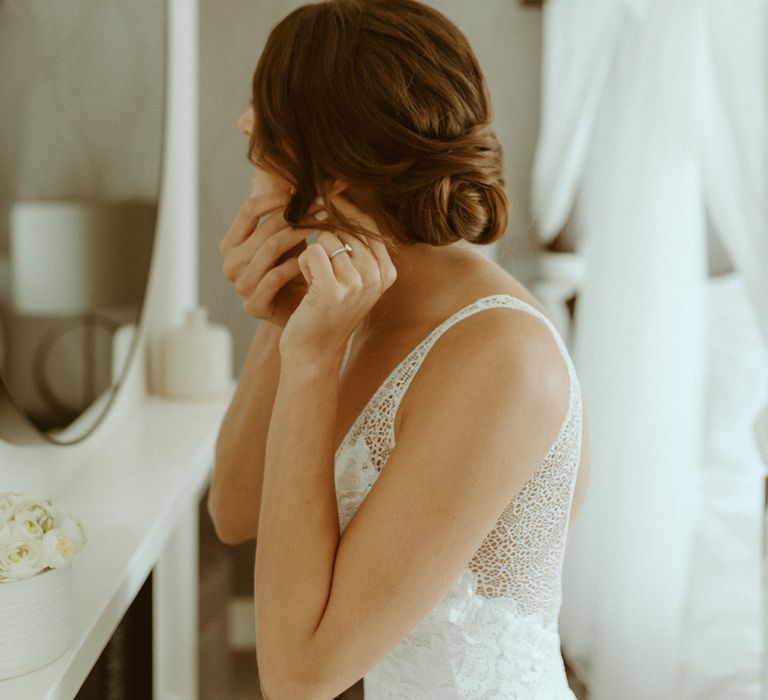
[334,252,590,523]
[334,287,584,699]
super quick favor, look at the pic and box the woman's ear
[314,180,349,208]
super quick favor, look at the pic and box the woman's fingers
[219,191,289,254]
[299,239,339,298]
[220,191,325,256]
[225,189,395,324]
[224,223,307,287]
[362,235,398,292]
[244,255,302,317]
[297,247,315,288]
[223,203,328,283]
[325,231,365,272]
[222,212,287,279]
[318,232,371,285]
[322,195,397,293]
[235,228,308,295]
[334,231,383,293]
[308,230,394,305]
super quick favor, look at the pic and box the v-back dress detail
[334,294,582,699]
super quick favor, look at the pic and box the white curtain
[701,0,768,347]
[531,0,768,698]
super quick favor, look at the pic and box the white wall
[198,0,544,373]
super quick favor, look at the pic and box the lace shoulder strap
[338,294,580,470]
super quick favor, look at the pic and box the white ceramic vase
[0,565,73,680]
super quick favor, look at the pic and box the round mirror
[0,0,166,445]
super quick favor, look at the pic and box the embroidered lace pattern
[334,294,582,699]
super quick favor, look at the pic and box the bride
[208,0,591,698]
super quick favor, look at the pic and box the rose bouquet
[0,491,86,583]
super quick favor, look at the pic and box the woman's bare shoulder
[398,299,573,471]
[401,260,571,424]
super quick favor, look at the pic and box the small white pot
[0,565,73,680]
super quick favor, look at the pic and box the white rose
[12,510,45,539]
[25,500,56,533]
[0,492,26,523]
[53,512,86,552]
[41,529,74,569]
[0,534,46,581]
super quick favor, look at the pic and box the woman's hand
[219,190,323,328]
[279,195,398,366]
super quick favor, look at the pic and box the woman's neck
[354,238,488,339]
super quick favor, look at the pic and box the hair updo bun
[250,0,509,248]
[392,123,508,246]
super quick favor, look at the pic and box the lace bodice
[335,294,582,699]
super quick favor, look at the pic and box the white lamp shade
[9,200,155,316]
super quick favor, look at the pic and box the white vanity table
[0,388,234,700]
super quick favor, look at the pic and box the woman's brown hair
[249,0,509,250]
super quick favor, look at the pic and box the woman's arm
[207,320,283,545]
[209,190,328,545]
[254,351,344,699]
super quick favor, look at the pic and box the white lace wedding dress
[335,294,583,699]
